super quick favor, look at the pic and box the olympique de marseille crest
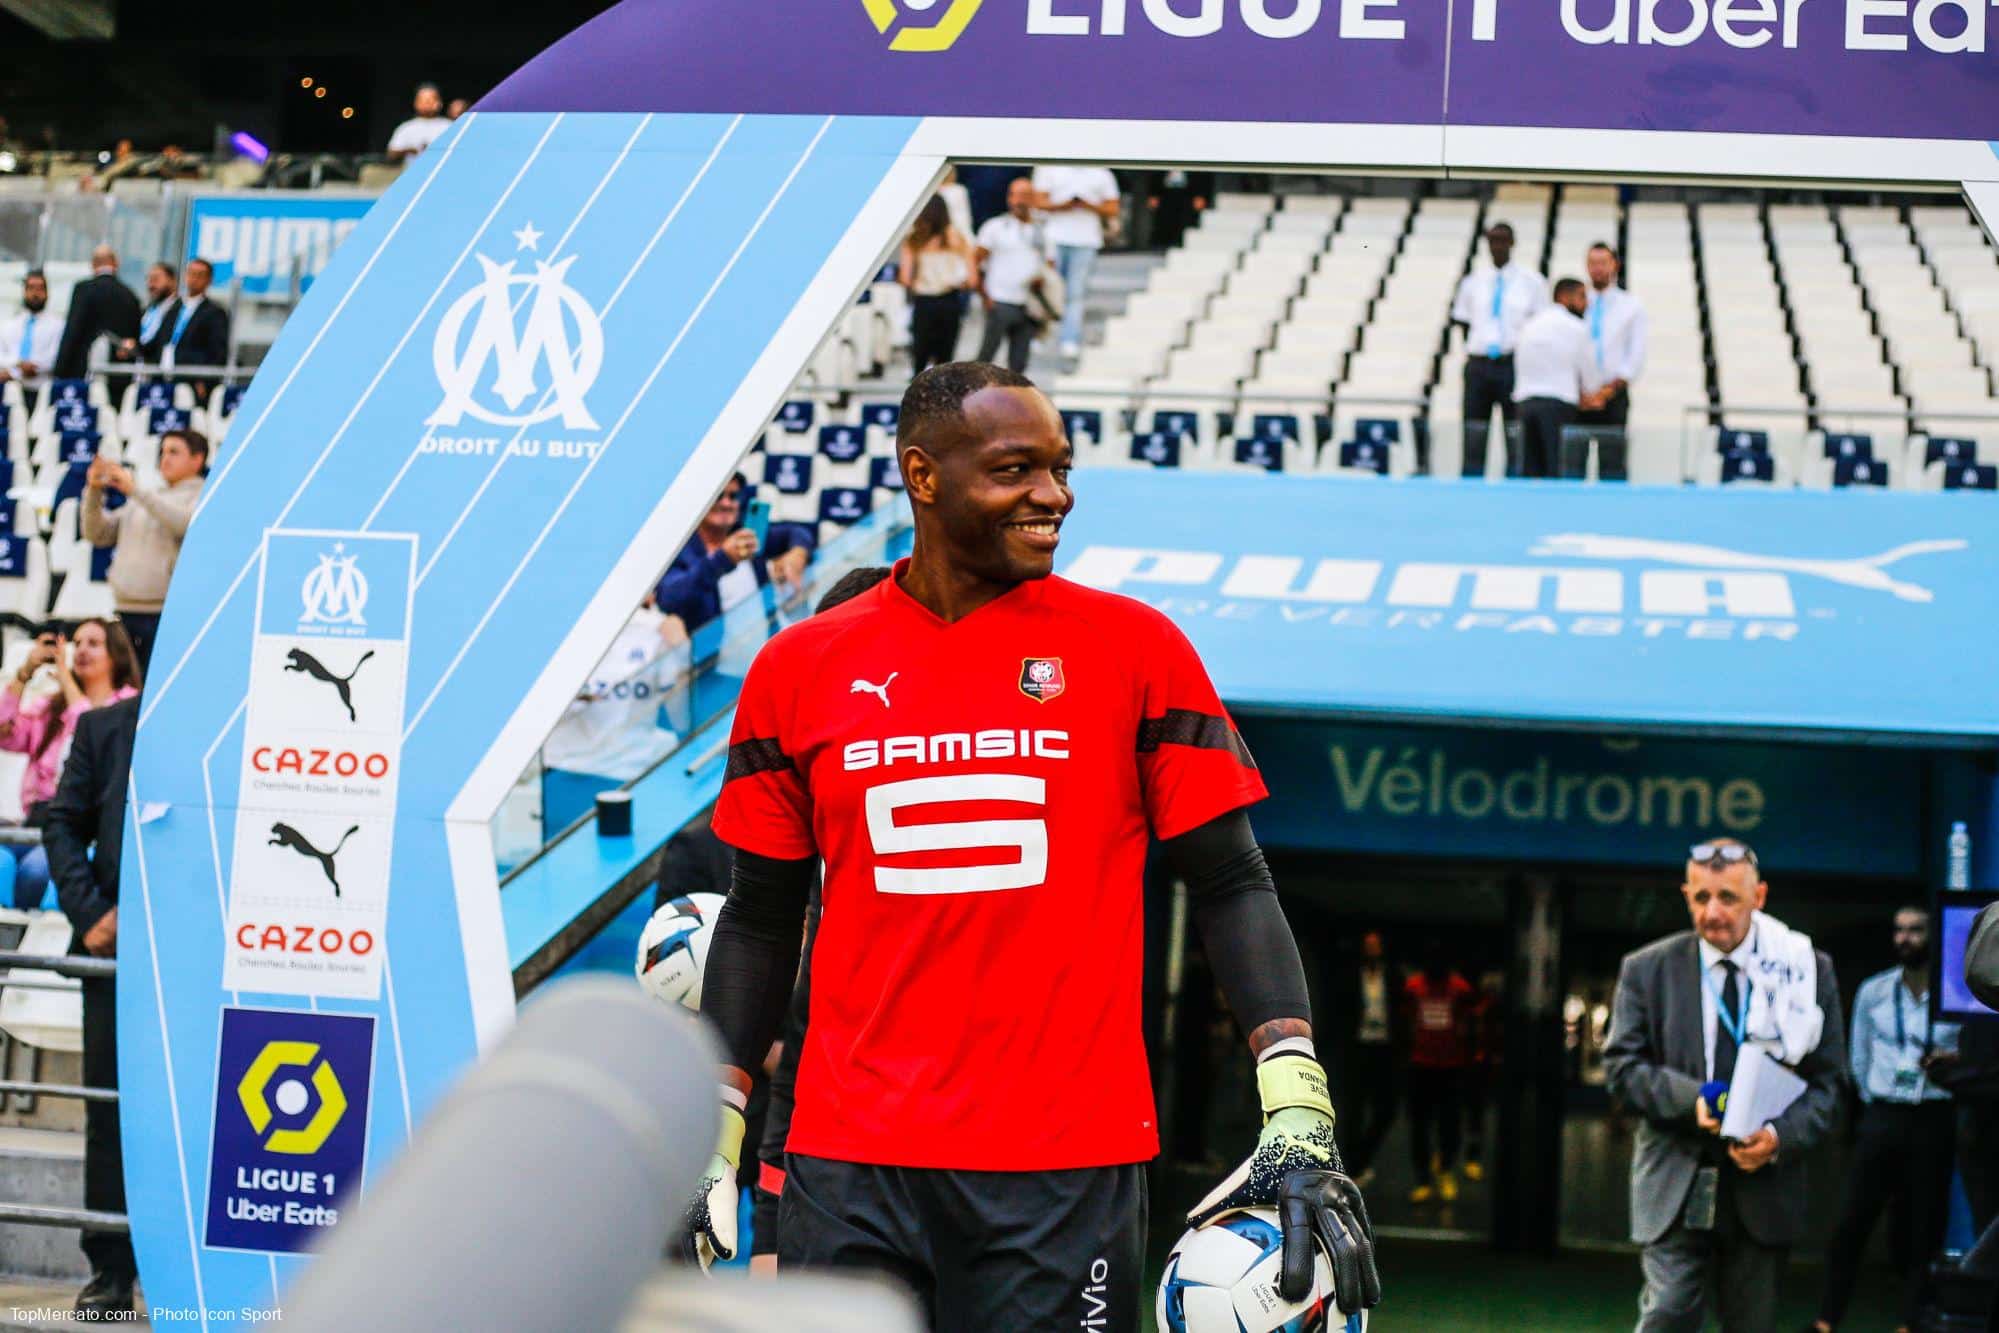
[429,237,604,431]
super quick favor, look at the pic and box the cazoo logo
[860,0,984,51]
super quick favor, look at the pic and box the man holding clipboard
[1605,838,1847,1332]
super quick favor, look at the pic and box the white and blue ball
[634,892,726,1008]
[1157,1208,1365,1333]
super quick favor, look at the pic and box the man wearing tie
[0,271,61,385]
[1580,243,1648,428]
[1604,839,1846,1332]
[120,262,178,365]
[1450,222,1548,475]
[139,258,230,397]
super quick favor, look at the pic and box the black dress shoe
[74,1268,137,1317]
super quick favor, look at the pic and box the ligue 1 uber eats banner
[121,0,1999,1322]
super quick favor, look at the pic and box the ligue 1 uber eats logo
[861,0,984,50]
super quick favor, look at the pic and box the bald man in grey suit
[1604,840,1846,1332]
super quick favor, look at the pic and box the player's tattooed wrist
[1247,1017,1313,1056]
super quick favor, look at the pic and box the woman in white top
[897,195,973,375]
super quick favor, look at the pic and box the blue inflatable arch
[124,0,1999,1318]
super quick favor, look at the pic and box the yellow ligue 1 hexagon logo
[860,0,983,51]
[236,1040,349,1156]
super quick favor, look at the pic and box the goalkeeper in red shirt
[686,362,1380,1329]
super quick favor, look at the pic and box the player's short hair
[815,565,890,615]
[1589,240,1618,260]
[1553,277,1587,301]
[898,361,1036,457]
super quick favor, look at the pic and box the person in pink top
[0,618,141,909]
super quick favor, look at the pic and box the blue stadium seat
[220,384,247,416]
[59,432,99,466]
[1925,436,1977,467]
[818,487,872,526]
[1129,432,1183,468]
[134,381,178,414]
[51,460,90,509]
[868,456,904,492]
[44,380,89,409]
[1832,457,1887,488]
[0,534,26,578]
[149,405,192,438]
[1338,441,1390,474]
[1233,437,1284,472]
[818,424,865,464]
[1249,413,1303,444]
[89,544,113,580]
[857,401,900,433]
[1717,428,1771,456]
[762,453,814,494]
[1720,450,1776,483]
[1821,432,1872,461]
[1943,463,1998,491]
[1061,409,1104,444]
[52,401,96,437]
[1352,418,1401,447]
[1151,409,1201,443]
[775,400,816,434]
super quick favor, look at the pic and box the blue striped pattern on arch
[119,110,919,1322]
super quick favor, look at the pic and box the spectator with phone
[0,620,141,909]
[81,428,207,672]
[652,472,810,635]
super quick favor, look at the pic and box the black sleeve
[701,848,815,1076]
[45,711,112,934]
[1160,808,1312,1040]
[759,888,819,1170]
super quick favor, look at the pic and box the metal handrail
[0,1079,112,1103]
[0,1202,127,1233]
[0,951,112,979]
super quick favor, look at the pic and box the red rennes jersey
[713,561,1266,1170]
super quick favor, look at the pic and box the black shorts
[778,1154,1147,1332]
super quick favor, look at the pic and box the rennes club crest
[1018,657,1065,703]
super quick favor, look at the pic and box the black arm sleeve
[1160,808,1312,1040]
[701,849,815,1076]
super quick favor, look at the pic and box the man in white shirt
[1451,223,1548,474]
[387,84,450,162]
[973,178,1047,374]
[1580,243,1649,428]
[1511,279,1605,479]
[0,271,60,385]
[1031,165,1120,363]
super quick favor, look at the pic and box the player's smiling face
[931,385,1074,582]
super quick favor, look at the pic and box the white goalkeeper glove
[682,1103,744,1270]
[1188,1052,1381,1311]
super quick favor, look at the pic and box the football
[634,892,727,1009]
[1157,1209,1364,1333]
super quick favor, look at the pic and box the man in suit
[42,696,140,1317]
[53,246,141,381]
[139,257,230,393]
[1604,837,1846,1332]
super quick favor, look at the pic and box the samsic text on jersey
[714,562,1265,1171]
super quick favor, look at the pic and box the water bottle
[1947,820,1971,891]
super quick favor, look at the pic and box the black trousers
[1517,396,1576,479]
[1962,1098,1999,1233]
[1341,1041,1398,1175]
[779,1154,1146,1331]
[975,301,1035,373]
[81,973,134,1278]
[908,294,963,376]
[116,611,161,676]
[1576,386,1630,427]
[1817,1100,1957,1326]
[1462,355,1516,466]
[1407,1066,1462,1176]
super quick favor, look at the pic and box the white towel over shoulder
[1743,910,1823,1065]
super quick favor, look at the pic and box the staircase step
[0,1129,92,1282]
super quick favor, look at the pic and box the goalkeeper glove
[682,1103,744,1271]
[1188,1052,1382,1310]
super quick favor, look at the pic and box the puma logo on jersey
[850,672,898,708]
